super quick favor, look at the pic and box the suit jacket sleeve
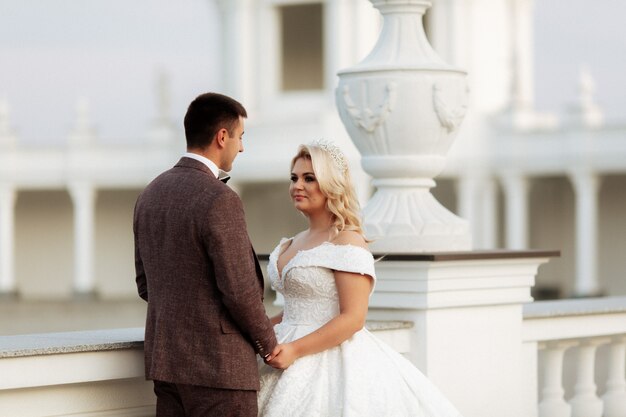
[204,191,277,356]
[133,202,148,302]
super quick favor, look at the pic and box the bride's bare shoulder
[331,230,368,250]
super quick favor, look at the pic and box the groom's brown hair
[184,92,247,150]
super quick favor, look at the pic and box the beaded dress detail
[257,238,464,417]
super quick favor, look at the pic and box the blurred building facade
[0,0,625,300]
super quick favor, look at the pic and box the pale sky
[0,0,624,145]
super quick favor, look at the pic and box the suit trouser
[153,380,258,417]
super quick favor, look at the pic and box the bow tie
[220,175,230,184]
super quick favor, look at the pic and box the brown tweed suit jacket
[133,157,277,390]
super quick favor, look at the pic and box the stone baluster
[570,338,606,417]
[538,341,575,417]
[602,336,626,417]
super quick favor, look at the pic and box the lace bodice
[268,238,376,326]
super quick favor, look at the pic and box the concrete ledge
[523,295,626,318]
[0,327,144,358]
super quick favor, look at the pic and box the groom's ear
[214,128,228,149]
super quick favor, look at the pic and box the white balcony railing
[523,296,626,417]
[0,322,412,417]
[3,296,626,417]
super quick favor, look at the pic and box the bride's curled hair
[291,141,367,239]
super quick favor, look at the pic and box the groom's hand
[263,344,282,364]
[266,343,298,369]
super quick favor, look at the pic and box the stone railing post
[367,251,556,417]
[603,336,626,417]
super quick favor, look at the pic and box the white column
[0,184,16,295]
[68,183,96,295]
[215,0,255,106]
[429,0,468,68]
[481,177,498,249]
[325,0,353,95]
[602,336,626,417]
[457,175,478,242]
[353,0,381,63]
[511,0,535,111]
[570,172,601,296]
[457,174,497,249]
[570,339,605,417]
[501,173,530,249]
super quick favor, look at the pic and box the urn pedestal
[336,0,470,252]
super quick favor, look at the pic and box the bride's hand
[264,344,282,363]
[266,343,299,369]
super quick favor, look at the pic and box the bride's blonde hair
[291,141,366,239]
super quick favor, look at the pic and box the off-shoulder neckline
[274,237,371,280]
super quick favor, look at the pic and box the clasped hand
[264,343,298,369]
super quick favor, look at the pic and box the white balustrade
[603,336,626,417]
[524,296,626,417]
[0,323,412,417]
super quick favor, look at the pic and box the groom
[134,92,278,417]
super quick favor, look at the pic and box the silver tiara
[311,139,348,173]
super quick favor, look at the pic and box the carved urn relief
[336,0,471,252]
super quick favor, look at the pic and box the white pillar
[0,184,16,295]
[481,177,498,249]
[457,175,478,243]
[368,253,554,417]
[570,172,601,296]
[68,183,96,295]
[325,0,353,95]
[429,0,468,68]
[501,173,530,249]
[511,0,535,111]
[215,0,255,106]
[458,175,498,249]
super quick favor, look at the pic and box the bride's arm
[266,233,372,369]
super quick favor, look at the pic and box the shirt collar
[183,152,222,179]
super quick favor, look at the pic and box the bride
[259,140,463,417]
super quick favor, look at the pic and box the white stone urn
[336,0,471,252]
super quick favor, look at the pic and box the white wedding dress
[257,238,464,417]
